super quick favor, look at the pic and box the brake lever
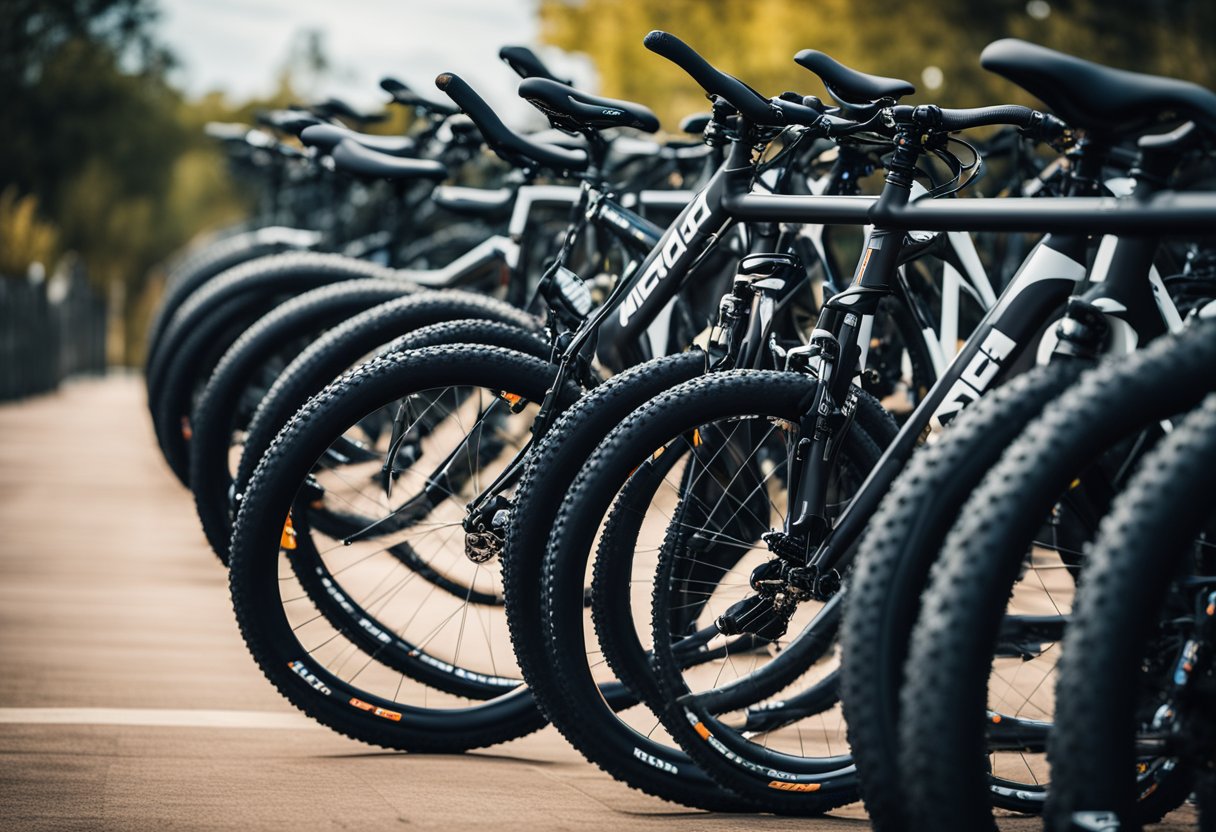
[1020,112,1075,151]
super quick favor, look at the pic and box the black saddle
[679,112,711,135]
[380,77,459,117]
[329,139,447,182]
[500,45,573,85]
[432,185,515,218]
[311,96,388,126]
[257,109,323,136]
[518,77,661,134]
[982,39,1216,136]
[794,50,915,104]
[299,124,415,157]
[437,72,589,173]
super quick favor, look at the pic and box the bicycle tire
[146,226,321,370]
[642,377,885,813]
[536,370,885,811]
[232,292,539,513]
[1045,394,1216,830]
[900,319,1216,831]
[150,253,413,479]
[188,279,412,559]
[229,345,576,751]
[840,360,1088,832]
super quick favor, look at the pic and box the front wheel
[229,345,578,751]
[539,370,891,813]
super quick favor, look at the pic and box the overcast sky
[156,0,590,125]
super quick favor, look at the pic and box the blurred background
[1,0,1213,391]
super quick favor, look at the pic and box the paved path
[0,377,1196,831]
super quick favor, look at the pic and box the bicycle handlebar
[643,30,776,125]
[893,104,1069,142]
[435,72,588,173]
[939,104,1038,130]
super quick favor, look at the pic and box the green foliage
[539,0,1216,128]
[0,0,263,363]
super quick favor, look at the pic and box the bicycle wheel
[231,292,539,533]
[538,370,890,811]
[840,359,1088,832]
[146,226,321,371]
[229,345,578,750]
[900,320,1216,831]
[1046,393,1216,830]
[639,376,887,813]
[193,310,545,564]
[189,279,411,559]
[502,351,753,811]
[150,252,414,483]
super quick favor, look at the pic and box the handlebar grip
[435,72,588,172]
[935,104,1038,131]
[643,30,774,124]
[499,45,571,85]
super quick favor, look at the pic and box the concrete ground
[0,376,1197,831]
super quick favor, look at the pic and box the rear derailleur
[715,533,841,641]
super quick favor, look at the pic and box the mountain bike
[533,32,1216,814]
[220,48,995,762]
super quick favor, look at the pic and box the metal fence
[0,263,107,402]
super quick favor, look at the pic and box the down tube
[809,233,1088,571]
[594,170,736,372]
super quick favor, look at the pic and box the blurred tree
[0,1,194,362]
[0,0,179,214]
[0,0,260,363]
[539,0,1215,127]
[0,188,58,277]
[0,4,407,365]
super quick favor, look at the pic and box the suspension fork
[782,177,915,546]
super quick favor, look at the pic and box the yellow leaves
[0,187,58,278]
[537,0,1214,127]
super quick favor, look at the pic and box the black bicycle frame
[782,132,1196,575]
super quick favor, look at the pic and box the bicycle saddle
[794,50,915,104]
[982,39,1216,135]
[431,185,515,218]
[311,96,388,126]
[518,77,661,133]
[380,77,460,118]
[436,72,589,173]
[500,45,573,86]
[679,112,711,135]
[257,109,323,136]
[299,123,415,157]
[328,139,447,181]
